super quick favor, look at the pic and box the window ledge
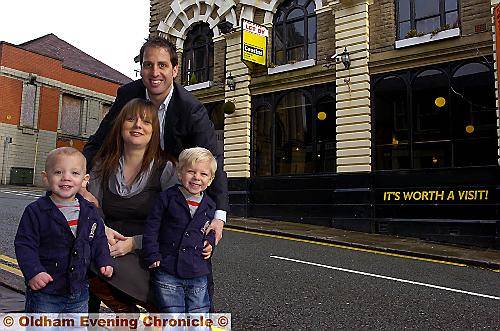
[395,28,460,49]
[184,81,213,91]
[268,59,316,75]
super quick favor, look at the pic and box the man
[83,36,228,241]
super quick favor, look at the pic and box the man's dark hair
[139,36,178,67]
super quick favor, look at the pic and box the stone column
[334,0,372,173]
[223,30,252,178]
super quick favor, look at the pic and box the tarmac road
[212,229,499,329]
[0,186,498,329]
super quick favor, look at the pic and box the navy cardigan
[142,185,216,279]
[14,192,113,295]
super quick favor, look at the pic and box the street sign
[241,19,268,66]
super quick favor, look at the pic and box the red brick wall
[1,44,62,81]
[38,86,60,131]
[56,139,86,151]
[0,75,22,125]
[0,43,121,132]
[60,68,119,96]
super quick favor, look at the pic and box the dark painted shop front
[226,58,500,248]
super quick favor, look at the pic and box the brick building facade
[0,34,131,186]
[149,0,499,246]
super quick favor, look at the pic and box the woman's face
[121,112,153,148]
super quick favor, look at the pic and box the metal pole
[1,140,6,185]
[32,134,39,186]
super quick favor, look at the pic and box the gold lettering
[447,191,454,200]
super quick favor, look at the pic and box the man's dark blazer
[83,79,229,212]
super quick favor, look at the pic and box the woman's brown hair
[93,98,163,186]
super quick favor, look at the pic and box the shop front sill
[395,28,460,49]
[184,81,213,91]
[268,59,316,75]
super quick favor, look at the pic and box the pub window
[315,96,336,173]
[450,62,497,167]
[412,69,451,169]
[61,95,83,136]
[253,105,272,176]
[397,0,459,40]
[182,23,214,85]
[252,83,335,176]
[373,58,496,170]
[20,83,37,128]
[273,0,317,66]
[373,75,410,170]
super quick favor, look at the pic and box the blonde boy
[143,147,217,313]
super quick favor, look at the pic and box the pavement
[226,217,500,270]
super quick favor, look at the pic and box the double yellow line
[0,254,22,277]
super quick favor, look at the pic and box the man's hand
[149,261,160,269]
[100,266,113,277]
[105,226,126,246]
[109,237,134,257]
[28,272,53,290]
[202,241,213,260]
[206,219,224,245]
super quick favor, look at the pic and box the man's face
[140,46,178,104]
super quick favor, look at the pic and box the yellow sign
[242,20,268,66]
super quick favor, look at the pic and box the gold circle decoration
[465,125,475,134]
[435,97,446,108]
[317,112,327,121]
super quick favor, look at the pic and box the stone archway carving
[238,0,323,25]
[157,0,238,48]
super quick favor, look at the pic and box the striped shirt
[50,196,80,237]
[179,186,203,218]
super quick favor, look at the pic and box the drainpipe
[2,137,12,185]
[32,133,39,186]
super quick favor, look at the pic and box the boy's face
[42,154,89,202]
[178,160,213,196]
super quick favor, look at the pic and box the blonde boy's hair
[177,147,217,177]
[45,147,87,171]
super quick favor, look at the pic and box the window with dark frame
[397,0,459,40]
[252,83,335,176]
[182,23,214,85]
[373,58,496,170]
[273,0,317,65]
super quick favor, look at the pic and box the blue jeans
[25,286,89,313]
[152,270,210,313]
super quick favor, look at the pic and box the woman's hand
[109,237,135,257]
[79,187,99,207]
[105,226,126,246]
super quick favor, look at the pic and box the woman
[85,98,180,313]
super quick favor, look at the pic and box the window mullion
[410,0,415,30]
